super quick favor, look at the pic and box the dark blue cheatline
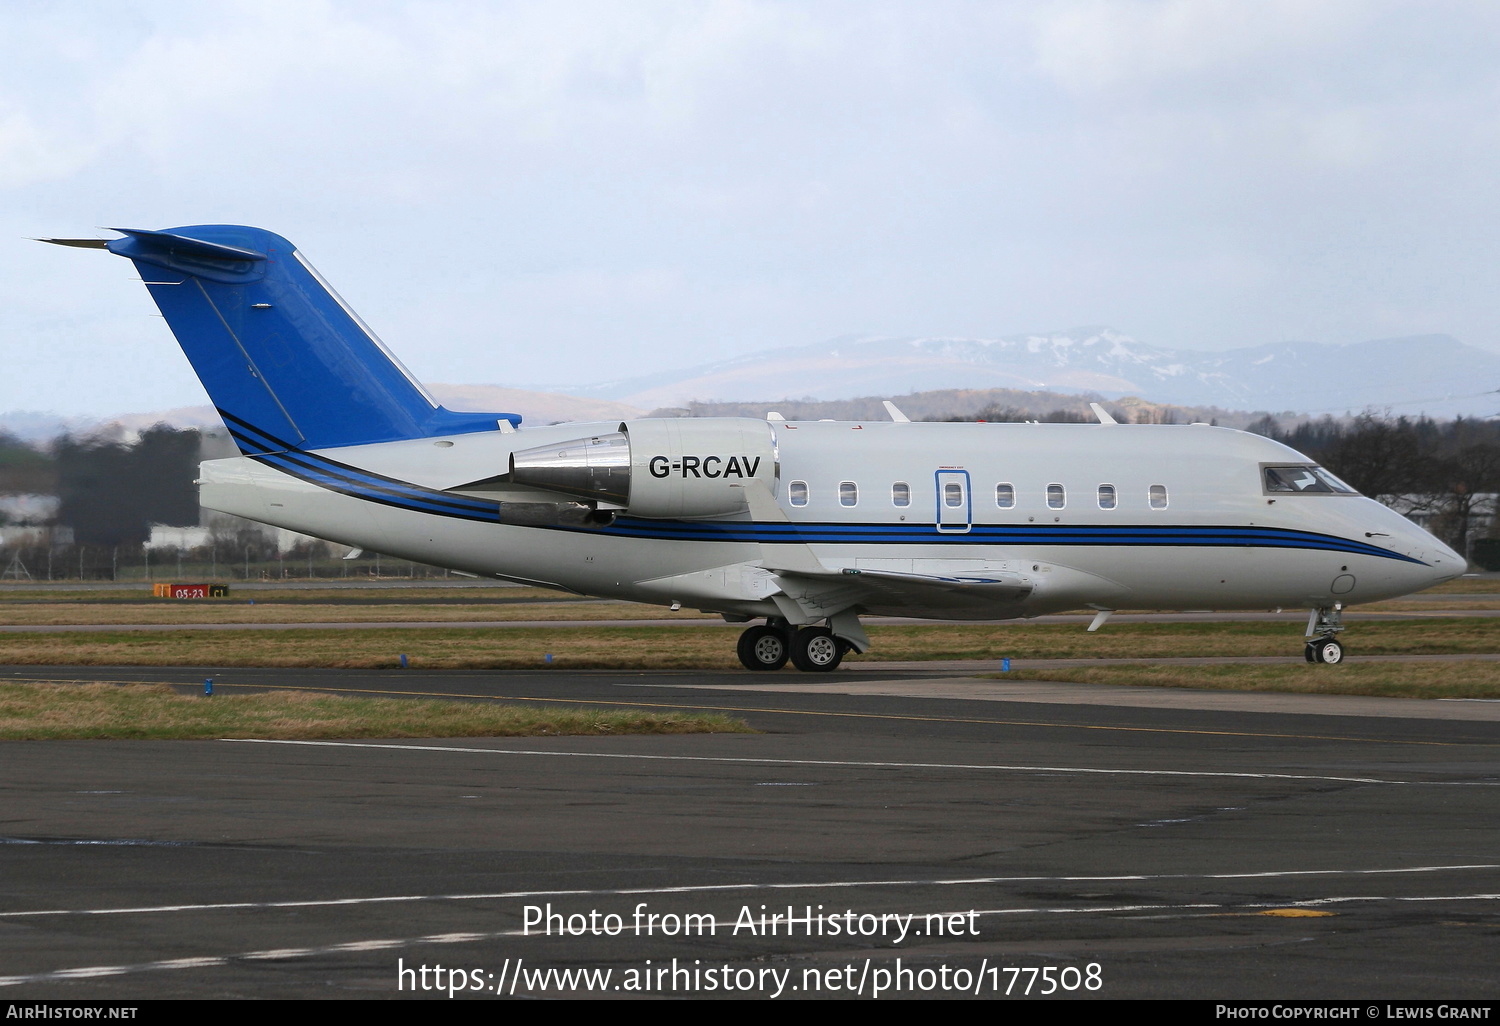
[223,411,503,522]
[224,417,1425,565]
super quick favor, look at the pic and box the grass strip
[0,601,713,626]
[1420,577,1500,594]
[0,618,1495,669]
[0,587,568,603]
[0,680,751,740]
[0,626,736,668]
[999,661,1500,700]
[852,618,1500,660]
[5,599,1500,625]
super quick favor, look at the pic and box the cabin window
[839,481,858,507]
[944,482,964,507]
[1263,465,1358,494]
[1149,484,1168,509]
[995,483,1015,508]
[892,482,911,507]
[789,480,809,506]
[1097,484,1117,509]
[1046,483,1066,509]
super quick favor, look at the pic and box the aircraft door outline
[935,469,972,534]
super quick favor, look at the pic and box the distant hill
[648,389,1287,428]
[7,328,1493,443]
[546,328,1500,420]
[427,385,644,425]
[0,387,647,444]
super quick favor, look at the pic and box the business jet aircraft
[44,226,1464,671]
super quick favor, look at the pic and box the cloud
[6,2,1500,416]
[1029,0,1374,96]
[0,109,91,189]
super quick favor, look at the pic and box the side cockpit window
[1263,465,1358,495]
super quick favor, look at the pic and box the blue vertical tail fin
[55,225,517,453]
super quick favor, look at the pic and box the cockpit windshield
[1262,465,1359,495]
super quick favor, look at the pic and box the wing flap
[800,566,1035,619]
[838,566,1032,598]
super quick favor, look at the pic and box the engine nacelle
[506,418,778,518]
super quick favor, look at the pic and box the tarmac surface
[2,664,1498,1000]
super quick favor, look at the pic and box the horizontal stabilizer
[106,228,267,282]
[45,224,520,452]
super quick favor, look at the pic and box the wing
[733,480,1034,622]
[771,565,1033,620]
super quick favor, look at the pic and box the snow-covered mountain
[9,329,1496,443]
[549,328,1500,419]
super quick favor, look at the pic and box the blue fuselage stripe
[239,435,1426,564]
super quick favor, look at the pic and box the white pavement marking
[4,864,1496,920]
[220,736,1490,786]
[5,893,1500,988]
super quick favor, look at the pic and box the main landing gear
[736,619,848,673]
[1304,605,1346,664]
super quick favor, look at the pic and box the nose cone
[1394,518,1465,589]
[1425,536,1466,585]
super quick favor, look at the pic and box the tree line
[0,426,451,581]
[941,407,1500,558]
[0,426,201,545]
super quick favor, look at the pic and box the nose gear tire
[1312,638,1345,664]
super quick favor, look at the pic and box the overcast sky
[5,0,1500,417]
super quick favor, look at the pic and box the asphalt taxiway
[2,664,1498,1000]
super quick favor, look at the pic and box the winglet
[883,400,911,423]
[1090,402,1118,425]
[733,480,827,575]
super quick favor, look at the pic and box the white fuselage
[198,419,1462,620]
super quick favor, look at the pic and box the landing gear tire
[1311,638,1345,664]
[790,627,845,673]
[737,625,790,671]
[1305,606,1347,665]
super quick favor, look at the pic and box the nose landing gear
[1304,605,1346,664]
